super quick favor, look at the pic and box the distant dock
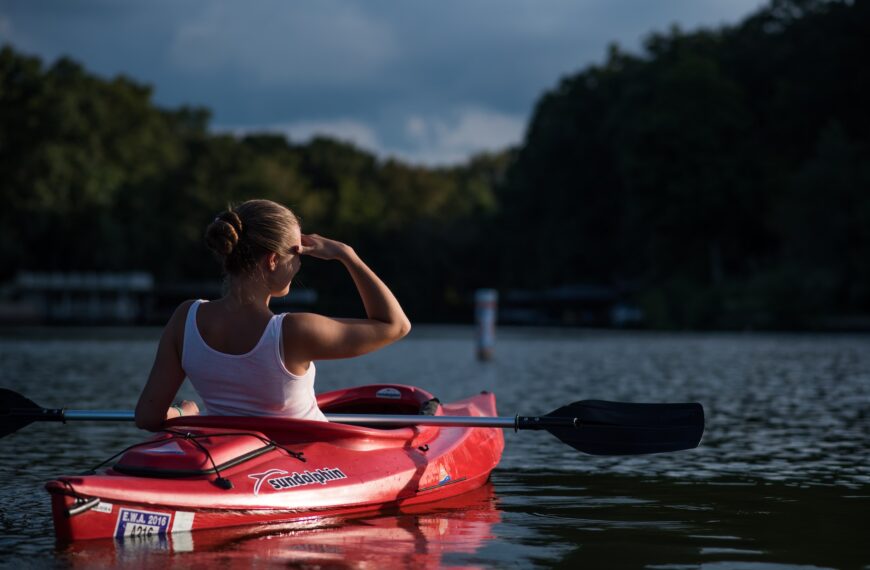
[0,272,317,325]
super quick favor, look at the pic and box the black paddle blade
[546,400,705,455]
[0,388,43,437]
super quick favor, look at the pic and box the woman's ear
[265,252,278,271]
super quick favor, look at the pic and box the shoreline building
[499,284,643,327]
[1,272,155,324]
[0,272,320,325]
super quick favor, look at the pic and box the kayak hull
[59,483,502,567]
[46,385,504,542]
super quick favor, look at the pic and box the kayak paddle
[0,388,704,455]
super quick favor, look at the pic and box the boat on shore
[45,384,504,541]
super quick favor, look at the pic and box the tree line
[499,0,870,328]
[1,0,867,328]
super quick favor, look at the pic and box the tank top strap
[271,312,286,362]
[182,300,205,365]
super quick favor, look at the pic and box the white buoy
[474,289,498,361]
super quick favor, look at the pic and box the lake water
[0,327,868,569]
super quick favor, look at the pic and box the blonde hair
[205,199,300,275]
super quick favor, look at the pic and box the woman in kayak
[134,199,411,430]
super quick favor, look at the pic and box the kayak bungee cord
[84,430,307,492]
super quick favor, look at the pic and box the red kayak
[45,384,505,542]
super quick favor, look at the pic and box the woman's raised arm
[283,234,411,362]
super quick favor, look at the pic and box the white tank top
[181,300,327,421]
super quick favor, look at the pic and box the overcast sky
[0,0,766,165]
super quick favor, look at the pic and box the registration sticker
[114,508,172,539]
[93,501,113,514]
[171,511,195,533]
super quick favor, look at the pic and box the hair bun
[205,210,243,257]
[204,200,300,276]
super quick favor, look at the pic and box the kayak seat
[317,384,441,417]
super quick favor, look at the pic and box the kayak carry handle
[66,497,100,518]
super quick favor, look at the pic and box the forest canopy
[1,0,868,329]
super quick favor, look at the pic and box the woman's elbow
[377,318,411,345]
[395,318,411,339]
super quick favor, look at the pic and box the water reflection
[58,484,501,569]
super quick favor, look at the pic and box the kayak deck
[46,384,504,541]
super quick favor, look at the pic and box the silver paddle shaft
[60,409,521,428]
[63,410,517,428]
[326,413,518,428]
[64,410,135,421]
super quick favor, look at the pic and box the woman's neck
[224,276,273,311]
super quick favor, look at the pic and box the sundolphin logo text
[269,468,347,490]
[248,468,347,495]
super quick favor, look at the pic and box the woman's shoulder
[172,299,200,318]
[279,312,326,346]
[153,300,200,356]
[165,299,200,331]
[279,312,322,331]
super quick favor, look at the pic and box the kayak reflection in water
[134,199,411,431]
